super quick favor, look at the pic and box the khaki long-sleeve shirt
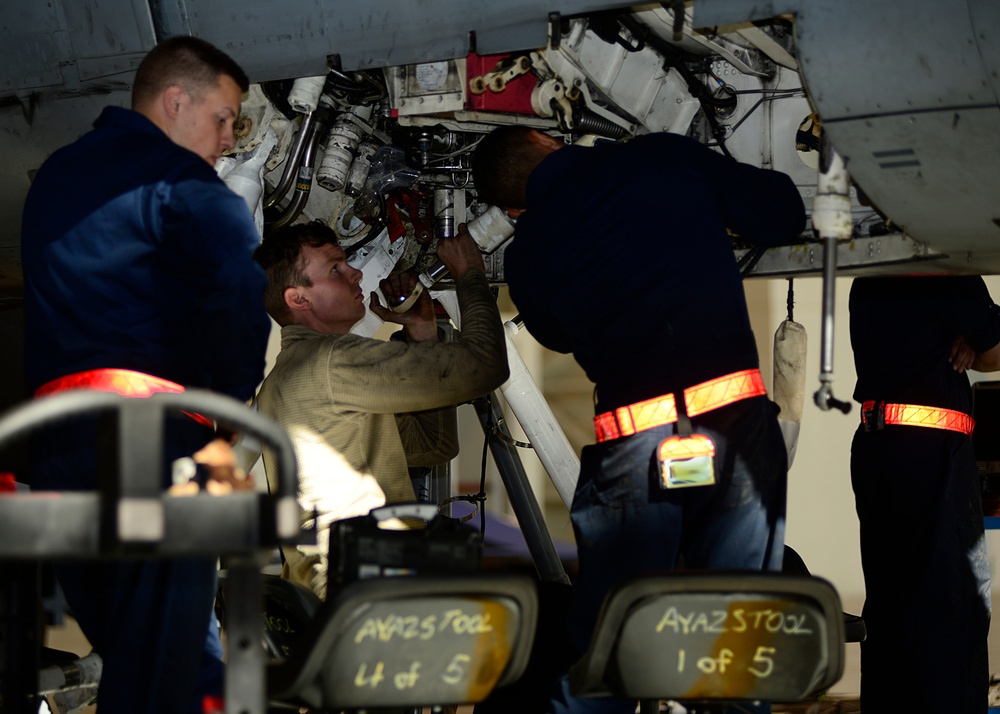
[257,269,508,596]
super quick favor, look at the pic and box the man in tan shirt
[254,221,509,597]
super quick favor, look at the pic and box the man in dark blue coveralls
[850,276,1000,713]
[21,37,271,713]
[472,126,806,713]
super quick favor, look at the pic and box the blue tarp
[476,510,577,565]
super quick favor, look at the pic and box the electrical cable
[478,405,490,537]
[420,135,484,170]
[615,12,735,158]
[432,396,492,536]
[704,90,803,148]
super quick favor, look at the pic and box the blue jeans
[551,397,787,713]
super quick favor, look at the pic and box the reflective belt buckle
[860,400,885,432]
[658,433,716,489]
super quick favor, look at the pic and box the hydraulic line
[263,111,316,210]
[266,105,332,229]
[811,134,853,414]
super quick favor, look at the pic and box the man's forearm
[974,342,1000,372]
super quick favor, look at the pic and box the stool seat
[569,573,845,704]
[267,574,538,710]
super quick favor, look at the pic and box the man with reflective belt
[850,276,1000,713]
[472,126,806,713]
[21,37,271,713]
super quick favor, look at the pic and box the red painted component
[465,52,539,115]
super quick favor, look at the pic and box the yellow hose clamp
[658,433,716,489]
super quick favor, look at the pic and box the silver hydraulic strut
[812,133,853,415]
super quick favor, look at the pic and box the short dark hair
[254,222,340,326]
[132,36,249,109]
[471,126,545,210]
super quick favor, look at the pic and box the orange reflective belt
[595,368,768,443]
[860,400,974,437]
[35,368,214,429]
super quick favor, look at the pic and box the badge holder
[659,396,716,489]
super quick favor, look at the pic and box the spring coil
[574,111,629,139]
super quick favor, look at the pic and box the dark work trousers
[549,396,787,713]
[851,426,990,713]
[30,414,223,714]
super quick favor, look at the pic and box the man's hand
[950,335,976,373]
[169,437,254,496]
[369,271,438,342]
[438,223,485,281]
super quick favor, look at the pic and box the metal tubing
[474,395,570,585]
[819,236,837,377]
[267,113,327,229]
[811,136,853,414]
[263,111,316,210]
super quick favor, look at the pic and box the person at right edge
[850,275,1000,713]
[471,126,806,713]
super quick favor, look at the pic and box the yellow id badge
[659,433,716,489]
